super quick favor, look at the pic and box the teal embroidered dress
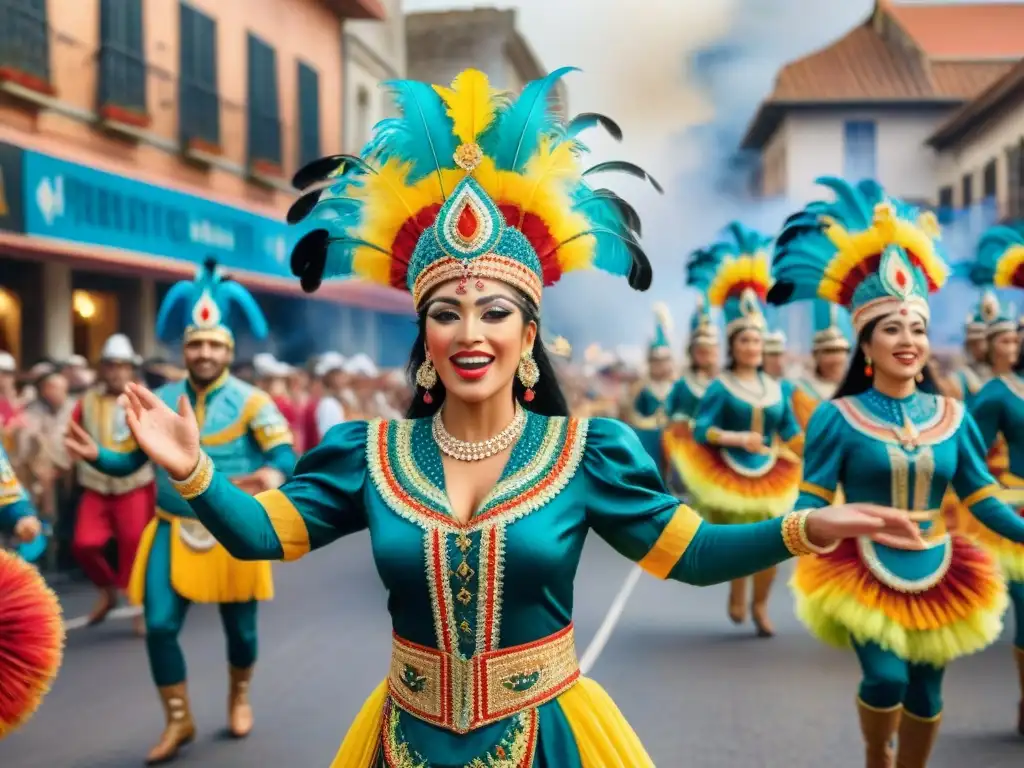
[178,413,807,766]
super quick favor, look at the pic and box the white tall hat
[252,352,278,377]
[344,353,378,377]
[315,352,346,377]
[0,351,15,372]
[100,334,136,363]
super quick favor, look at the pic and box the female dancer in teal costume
[961,220,1024,734]
[94,69,918,767]
[673,222,804,637]
[624,305,674,466]
[770,176,1024,767]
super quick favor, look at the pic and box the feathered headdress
[155,258,269,347]
[960,220,1024,336]
[686,221,772,337]
[684,293,718,346]
[287,68,659,309]
[811,299,852,353]
[769,177,947,335]
[650,302,673,358]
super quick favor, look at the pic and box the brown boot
[857,698,901,768]
[896,710,941,768]
[228,666,254,738]
[750,567,777,637]
[727,578,747,624]
[146,683,195,764]
[1015,646,1024,736]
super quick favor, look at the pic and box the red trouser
[72,484,155,590]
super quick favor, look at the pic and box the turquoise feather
[155,259,269,343]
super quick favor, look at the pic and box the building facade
[343,0,405,154]
[0,0,416,368]
[742,0,1024,208]
[405,8,565,110]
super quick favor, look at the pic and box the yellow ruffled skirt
[663,422,799,523]
[953,478,1024,582]
[791,536,1008,667]
[127,513,274,605]
[331,678,653,768]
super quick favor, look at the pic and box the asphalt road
[2,533,1021,768]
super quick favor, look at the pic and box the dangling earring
[915,371,924,383]
[517,352,540,403]
[416,352,438,404]
[864,356,874,377]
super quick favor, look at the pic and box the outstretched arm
[953,410,1024,543]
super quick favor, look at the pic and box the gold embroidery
[912,447,934,512]
[856,536,952,592]
[963,484,999,507]
[170,451,214,500]
[782,510,839,556]
[387,626,579,734]
[750,406,764,436]
[834,396,963,448]
[799,481,835,504]
[886,445,910,510]
[637,505,703,579]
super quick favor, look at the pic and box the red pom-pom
[524,389,535,403]
[0,550,65,739]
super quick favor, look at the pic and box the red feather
[498,205,561,286]
[0,550,65,739]
[390,204,441,288]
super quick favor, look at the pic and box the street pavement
[1,532,1021,767]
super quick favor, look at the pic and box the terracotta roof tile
[885,1,1024,60]
[930,60,1017,99]
[928,57,1024,149]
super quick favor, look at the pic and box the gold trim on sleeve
[637,504,704,579]
[256,488,311,561]
[170,451,214,500]
[782,510,839,557]
[962,484,998,508]
[799,481,835,504]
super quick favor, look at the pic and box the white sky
[400,0,877,348]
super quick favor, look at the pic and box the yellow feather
[432,69,499,145]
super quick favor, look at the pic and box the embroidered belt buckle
[388,623,580,734]
[156,509,219,553]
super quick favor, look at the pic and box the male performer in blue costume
[65,258,296,764]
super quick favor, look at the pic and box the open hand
[805,504,925,550]
[64,421,100,462]
[739,431,766,453]
[121,383,201,480]
[13,515,41,543]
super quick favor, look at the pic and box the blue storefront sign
[21,150,308,278]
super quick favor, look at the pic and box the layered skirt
[663,421,800,524]
[332,677,653,768]
[791,534,1008,667]
[953,483,1024,582]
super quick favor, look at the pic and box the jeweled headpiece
[811,299,852,353]
[963,220,1024,337]
[155,258,268,348]
[649,303,673,360]
[686,293,718,347]
[287,69,657,310]
[686,221,772,337]
[769,178,947,335]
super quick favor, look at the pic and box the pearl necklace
[432,404,527,462]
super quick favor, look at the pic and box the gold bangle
[170,451,214,500]
[782,510,840,557]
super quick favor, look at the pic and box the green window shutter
[179,3,219,146]
[297,62,320,169]
[99,0,146,112]
[1,0,51,82]
[247,33,281,166]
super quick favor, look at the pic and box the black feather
[290,229,330,293]
[582,161,663,194]
[203,256,218,272]
[567,112,623,142]
[593,188,642,235]
[625,238,653,291]
[767,281,795,305]
[286,188,324,224]
[291,154,374,191]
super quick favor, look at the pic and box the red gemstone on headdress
[457,204,479,240]
[200,306,210,322]
[895,270,907,288]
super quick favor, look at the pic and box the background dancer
[673,221,804,636]
[771,177,1024,768]
[64,259,297,764]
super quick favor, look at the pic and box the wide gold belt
[388,624,580,734]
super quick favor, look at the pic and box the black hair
[404,289,569,419]
[833,316,939,399]
[725,329,764,372]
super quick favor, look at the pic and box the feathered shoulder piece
[685,221,771,336]
[769,177,947,335]
[959,220,1024,336]
[287,68,661,309]
[155,257,268,346]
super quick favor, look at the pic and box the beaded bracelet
[170,451,214,500]
[782,509,841,557]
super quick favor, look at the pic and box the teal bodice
[693,373,800,474]
[186,412,800,764]
[632,386,665,419]
[798,389,1024,591]
[972,374,1024,477]
[0,443,33,531]
[665,372,711,421]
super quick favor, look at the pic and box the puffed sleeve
[183,421,369,561]
[584,418,792,586]
[968,379,1004,450]
[794,402,844,509]
[951,407,1024,543]
[692,379,727,445]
